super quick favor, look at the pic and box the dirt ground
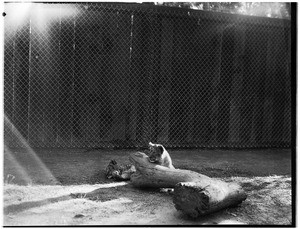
[3,147,293,226]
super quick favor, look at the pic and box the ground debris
[74,214,85,218]
[70,193,87,199]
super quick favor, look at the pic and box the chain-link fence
[4,2,291,149]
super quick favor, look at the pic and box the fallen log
[129,152,212,188]
[173,181,247,218]
[129,152,247,217]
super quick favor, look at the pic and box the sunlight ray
[4,116,59,185]
[4,145,33,185]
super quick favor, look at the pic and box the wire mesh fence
[4,3,291,149]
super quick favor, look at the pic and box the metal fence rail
[4,3,291,149]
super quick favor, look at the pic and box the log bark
[129,152,247,217]
[173,181,247,218]
[129,152,212,188]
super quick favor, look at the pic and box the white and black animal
[148,142,175,169]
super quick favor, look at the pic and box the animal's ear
[149,142,154,146]
[110,159,117,165]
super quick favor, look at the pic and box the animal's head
[105,160,120,179]
[148,142,165,163]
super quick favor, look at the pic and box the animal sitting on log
[148,142,175,169]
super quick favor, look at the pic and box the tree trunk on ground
[129,152,212,188]
[129,152,247,217]
[173,181,247,218]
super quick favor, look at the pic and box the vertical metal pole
[71,11,76,146]
[27,17,32,145]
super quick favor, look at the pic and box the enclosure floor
[4,148,291,185]
[4,148,292,226]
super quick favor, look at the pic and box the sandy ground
[3,148,293,226]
